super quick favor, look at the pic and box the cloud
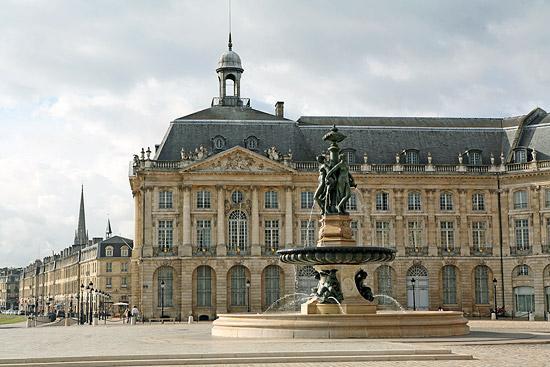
[1,0,550,266]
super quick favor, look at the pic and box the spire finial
[106,217,112,239]
[228,32,232,51]
[228,0,232,51]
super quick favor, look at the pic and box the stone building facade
[18,190,133,315]
[129,38,550,321]
[0,267,22,311]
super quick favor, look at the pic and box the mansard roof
[153,105,550,164]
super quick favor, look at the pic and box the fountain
[212,126,469,338]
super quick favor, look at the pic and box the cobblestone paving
[1,320,550,366]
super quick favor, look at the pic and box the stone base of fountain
[302,302,377,315]
[211,311,470,338]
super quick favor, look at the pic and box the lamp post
[94,289,99,321]
[246,280,251,312]
[160,280,165,318]
[88,281,93,325]
[80,284,84,324]
[411,278,416,311]
[493,278,498,319]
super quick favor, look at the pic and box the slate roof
[154,105,550,164]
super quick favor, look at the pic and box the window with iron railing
[515,219,529,250]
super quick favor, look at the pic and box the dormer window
[404,149,419,165]
[105,246,114,257]
[212,136,226,150]
[467,150,482,166]
[514,148,528,163]
[121,246,129,257]
[244,136,259,151]
[343,150,356,164]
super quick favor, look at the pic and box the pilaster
[251,187,260,256]
[284,187,293,248]
[216,186,226,256]
[182,185,192,256]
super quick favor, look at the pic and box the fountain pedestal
[317,215,355,247]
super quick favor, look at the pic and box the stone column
[532,186,542,254]
[458,189,467,256]
[216,186,226,256]
[394,189,404,253]
[501,189,510,256]
[284,187,293,249]
[426,189,437,256]
[182,186,192,256]
[251,187,260,256]
[361,189,371,246]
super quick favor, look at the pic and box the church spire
[74,185,88,246]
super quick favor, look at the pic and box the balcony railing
[192,245,216,257]
[510,246,532,256]
[226,245,251,256]
[261,245,280,256]
[405,246,428,256]
[470,245,493,256]
[542,245,550,254]
[153,246,178,257]
[437,246,460,256]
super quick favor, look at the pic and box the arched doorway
[262,265,283,310]
[407,265,429,310]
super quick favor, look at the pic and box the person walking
[131,305,139,324]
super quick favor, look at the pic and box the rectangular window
[513,190,528,209]
[121,276,127,288]
[440,221,455,248]
[159,191,173,209]
[350,221,358,240]
[514,149,527,163]
[264,220,280,249]
[547,218,550,246]
[121,262,128,272]
[300,191,314,209]
[106,262,112,273]
[472,193,485,211]
[408,192,421,211]
[408,221,422,247]
[106,277,112,288]
[472,221,486,249]
[515,219,530,249]
[376,192,389,211]
[375,221,390,247]
[545,189,550,208]
[440,193,453,211]
[196,220,211,248]
[264,191,279,209]
[300,220,315,247]
[197,191,211,209]
[158,220,174,248]
[346,193,357,211]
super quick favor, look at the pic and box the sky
[1,0,549,267]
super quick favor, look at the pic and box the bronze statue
[317,126,357,215]
[312,269,344,304]
[355,269,374,302]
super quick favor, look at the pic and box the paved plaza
[1,319,550,366]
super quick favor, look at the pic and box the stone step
[0,350,473,366]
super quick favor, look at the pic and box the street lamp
[94,289,99,320]
[160,280,165,318]
[411,278,416,311]
[246,280,251,312]
[493,278,498,319]
[79,284,84,324]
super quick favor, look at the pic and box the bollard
[26,318,33,328]
[93,316,99,326]
[491,312,496,320]
[528,311,535,321]
[130,316,136,325]
[547,312,550,322]
[33,318,37,327]
[188,315,193,324]
[64,317,70,327]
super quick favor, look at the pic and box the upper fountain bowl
[277,246,395,265]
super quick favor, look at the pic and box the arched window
[230,265,247,306]
[105,246,113,257]
[225,78,235,96]
[513,190,528,209]
[376,265,393,305]
[121,246,129,257]
[515,264,530,277]
[295,266,317,296]
[158,267,173,307]
[442,265,457,304]
[514,149,528,163]
[474,265,489,304]
[408,191,421,211]
[197,266,212,307]
[440,192,453,211]
[264,265,281,309]
[228,210,248,253]
[407,265,428,277]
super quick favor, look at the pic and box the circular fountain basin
[277,246,395,265]
[212,311,469,339]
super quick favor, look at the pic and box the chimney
[275,101,284,118]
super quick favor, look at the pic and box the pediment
[182,146,296,173]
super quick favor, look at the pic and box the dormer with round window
[244,136,259,151]
[212,135,226,151]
